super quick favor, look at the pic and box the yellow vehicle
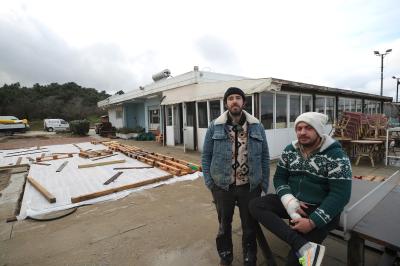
[0,116,30,133]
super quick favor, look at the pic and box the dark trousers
[249,194,340,266]
[212,183,261,266]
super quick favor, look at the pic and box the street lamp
[393,76,400,103]
[374,49,392,96]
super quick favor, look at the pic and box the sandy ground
[0,131,398,266]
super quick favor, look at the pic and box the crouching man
[249,112,352,266]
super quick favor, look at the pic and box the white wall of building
[108,106,124,129]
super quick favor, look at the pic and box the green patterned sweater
[274,135,352,228]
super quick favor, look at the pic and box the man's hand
[290,218,315,234]
[296,202,309,217]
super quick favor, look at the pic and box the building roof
[98,70,392,108]
[98,69,247,108]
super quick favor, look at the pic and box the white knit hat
[294,112,328,137]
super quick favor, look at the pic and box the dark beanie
[223,87,245,103]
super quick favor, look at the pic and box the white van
[43,119,70,132]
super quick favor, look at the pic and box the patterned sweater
[274,135,352,228]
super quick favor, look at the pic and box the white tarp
[161,78,281,105]
[0,142,200,220]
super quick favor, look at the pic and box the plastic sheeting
[0,142,200,220]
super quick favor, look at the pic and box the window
[315,96,325,114]
[260,92,273,129]
[166,107,172,126]
[326,97,335,123]
[116,107,123,119]
[186,102,195,127]
[349,99,356,112]
[244,95,253,115]
[149,109,159,124]
[356,99,362,112]
[209,100,221,121]
[198,102,208,128]
[289,95,300,127]
[276,94,287,128]
[338,97,346,118]
[365,100,379,114]
[301,95,312,113]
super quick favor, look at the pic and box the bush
[136,132,155,141]
[70,120,90,135]
[116,126,145,134]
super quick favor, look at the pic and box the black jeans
[212,183,261,266]
[249,194,340,266]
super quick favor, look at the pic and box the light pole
[374,49,392,96]
[393,76,400,103]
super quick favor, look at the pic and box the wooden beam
[32,162,51,166]
[0,164,30,171]
[113,166,154,170]
[15,157,22,165]
[73,143,82,150]
[78,159,126,169]
[91,153,118,161]
[27,176,56,203]
[71,174,174,203]
[56,161,68,172]
[36,153,73,162]
[103,171,123,185]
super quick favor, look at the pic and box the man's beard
[228,105,243,116]
[299,136,320,147]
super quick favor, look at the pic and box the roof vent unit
[152,69,171,82]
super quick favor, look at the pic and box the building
[98,67,392,159]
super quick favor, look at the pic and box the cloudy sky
[1,0,399,98]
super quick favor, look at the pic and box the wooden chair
[331,114,351,138]
[156,133,163,143]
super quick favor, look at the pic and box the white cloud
[0,0,399,98]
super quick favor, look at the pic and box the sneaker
[298,242,325,266]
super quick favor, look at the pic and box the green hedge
[70,120,90,135]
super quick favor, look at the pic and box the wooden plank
[0,164,30,171]
[32,162,51,166]
[155,161,181,176]
[113,166,154,170]
[36,153,73,162]
[91,153,117,161]
[164,159,192,171]
[153,153,174,160]
[73,143,82,151]
[56,161,68,172]
[5,147,47,155]
[78,159,126,169]
[136,156,155,166]
[103,171,123,185]
[71,174,173,203]
[372,176,385,182]
[3,150,49,157]
[15,157,22,165]
[363,176,375,181]
[27,176,56,203]
[175,159,202,171]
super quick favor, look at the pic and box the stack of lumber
[97,142,202,176]
[36,153,73,162]
[79,149,112,158]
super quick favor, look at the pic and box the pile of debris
[0,141,202,221]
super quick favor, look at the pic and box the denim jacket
[201,110,270,192]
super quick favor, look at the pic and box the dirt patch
[0,170,11,193]
[0,134,96,150]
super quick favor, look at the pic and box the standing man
[249,112,352,266]
[202,87,270,266]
